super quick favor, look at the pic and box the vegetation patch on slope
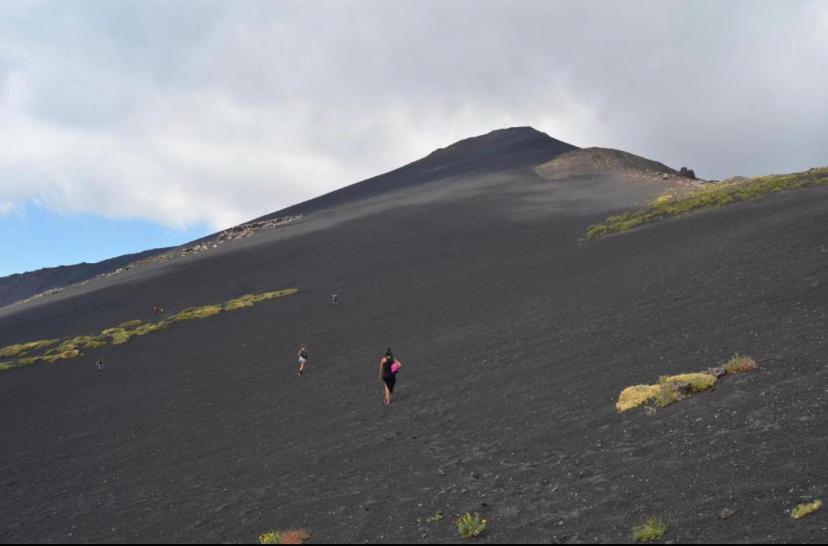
[585,167,828,239]
[456,512,488,539]
[617,355,758,412]
[0,339,61,358]
[0,288,298,372]
[632,516,668,543]
[259,529,311,545]
[791,500,822,520]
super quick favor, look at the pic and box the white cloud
[0,0,826,231]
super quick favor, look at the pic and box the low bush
[0,339,60,358]
[659,373,717,393]
[426,512,445,524]
[618,373,717,413]
[792,500,822,520]
[170,305,223,322]
[617,385,663,412]
[723,354,758,374]
[653,383,681,408]
[259,529,311,545]
[633,516,668,542]
[456,512,487,539]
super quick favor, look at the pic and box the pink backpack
[390,361,401,374]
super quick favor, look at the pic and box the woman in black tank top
[379,348,403,406]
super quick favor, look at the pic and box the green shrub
[0,339,60,358]
[659,373,717,393]
[633,516,668,542]
[116,319,143,329]
[12,356,43,367]
[654,384,680,408]
[456,512,487,539]
[792,500,822,520]
[224,296,255,311]
[170,305,223,322]
[258,529,311,544]
[617,385,662,412]
[723,354,758,374]
[426,512,445,524]
[618,372,717,413]
[259,530,282,544]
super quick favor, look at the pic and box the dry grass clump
[225,289,298,311]
[259,529,311,545]
[224,296,256,311]
[791,500,822,520]
[617,354,759,413]
[632,516,668,542]
[0,339,60,358]
[723,354,758,374]
[116,319,143,329]
[426,511,445,524]
[456,512,487,539]
[170,305,223,322]
[618,373,717,413]
[659,373,717,393]
[101,327,133,345]
[616,385,663,412]
[653,383,681,408]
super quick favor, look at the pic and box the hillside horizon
[0,126,697,308]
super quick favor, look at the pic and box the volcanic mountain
[0,247,170,309]
[0,127,825,544]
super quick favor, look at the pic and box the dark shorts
[383,374,396,393]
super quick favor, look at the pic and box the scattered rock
[673,382,692,397]
[679,167,697,179]
[720,508,737,520]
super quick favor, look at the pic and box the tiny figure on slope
[96,358,104,371]
[297,344,309,376]
[379,348,403,406]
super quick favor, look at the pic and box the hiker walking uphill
[379,348,403,406]
[296,344,309,376]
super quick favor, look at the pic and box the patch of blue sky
[0,202,210,277]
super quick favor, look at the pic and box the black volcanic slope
[0,129,825,544]
[0,247,170,309]
[262,126,578,218]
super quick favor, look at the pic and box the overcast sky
[1,0,827,274]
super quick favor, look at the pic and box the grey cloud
[0,0,826,230]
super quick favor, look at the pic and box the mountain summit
[269,127,578,217]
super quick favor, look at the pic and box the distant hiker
[379,348,403,406]
[96,358,104,371]
[153,305,165,316]
[297,344,309,376]
[331,293,339,305]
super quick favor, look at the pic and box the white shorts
[298,357,307,365]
